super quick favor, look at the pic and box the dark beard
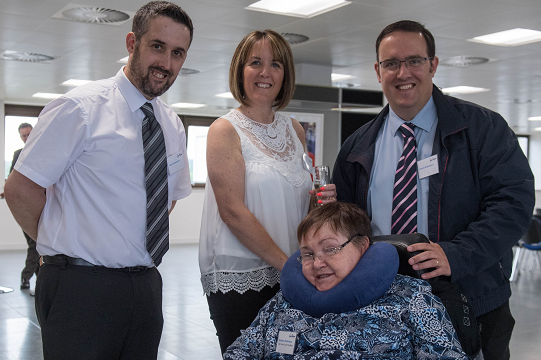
[129,46,175,98]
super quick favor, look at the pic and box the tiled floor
[0,244,540,360]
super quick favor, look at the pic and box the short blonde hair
[229,30,295,111]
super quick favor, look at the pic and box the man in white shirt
[4,2,193,359]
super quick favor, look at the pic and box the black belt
[41,255,150,272]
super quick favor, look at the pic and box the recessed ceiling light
[33,93,63,99]
[439,56,491,67]
[171,103,206,108]
[117,56,129,63]
[1,50,55,62]
[52,4,134,26]
[215,92,234,99]
[62,79,93,87]
[247,0,351,18]
[469,28,541,47]
[281,33,309,44]
[535,127,541,131]
[442,86,490,94]
[332,73,356,81]
[494,98,538,104]
[528,116,541,121]
[180,68,200,76]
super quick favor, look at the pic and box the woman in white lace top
[199,30,336,353]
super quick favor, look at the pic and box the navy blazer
[332,84,535,317]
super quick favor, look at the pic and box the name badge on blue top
[167,151,185,175]
[276,331,296,354]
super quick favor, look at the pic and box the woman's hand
[309,184,337,206]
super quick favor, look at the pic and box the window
[181,111,325,187]
[182,115,215,186]
[4,105,43,179]
[517,135,529,159]
[4,116,38,178]
[187,125,210,185]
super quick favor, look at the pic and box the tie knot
[141,102,155,118]
[398,122,415,138]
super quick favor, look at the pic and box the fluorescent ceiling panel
[246,0,351,18]
[442,86,489,94]
[33,93,63,99]
[215,92,234,99]
[62,79,93,86]
[528,116,541,121]
[331,73,356,81]
[535,127,541,131]
[469,28,541,46]
[171,103,206,108]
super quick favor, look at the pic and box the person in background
[199,29,336,353]
[4,2,193,359]
[0,123,38,291]
[224,202,467,359]
[332,20,534,360]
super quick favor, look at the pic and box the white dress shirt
[16,67,192,267]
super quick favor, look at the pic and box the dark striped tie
[391,122,418,234]
[141,102,169,266]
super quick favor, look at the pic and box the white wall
[0,189,205,250]
[529,133,541,191]
[529,133,541,210]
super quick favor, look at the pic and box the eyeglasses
[378,57,433,72]
[297,233,362,264]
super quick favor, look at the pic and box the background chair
[511,217,541,282]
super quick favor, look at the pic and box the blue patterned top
[224,275,467,360]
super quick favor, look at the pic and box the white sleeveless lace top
[199,109,312,295]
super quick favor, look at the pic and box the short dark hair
[229,30,296,111]
[297,202,372,249]
[375,20,435,62]
[132,1,193,44]
[18,123,32,132]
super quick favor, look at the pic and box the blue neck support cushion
[280,242,399,318]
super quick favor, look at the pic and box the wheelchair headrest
[371,233,432,279]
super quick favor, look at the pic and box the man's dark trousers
[35,262,163,360]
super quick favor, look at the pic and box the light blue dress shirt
[367,97,438,237]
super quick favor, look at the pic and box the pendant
[266,125,277,139]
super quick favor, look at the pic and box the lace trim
[201,267,281,295]
[223,109,308,187]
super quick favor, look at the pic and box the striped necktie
[141,102,169,266]
[391,122,418,234]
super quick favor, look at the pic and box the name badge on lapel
[417,154,439,179]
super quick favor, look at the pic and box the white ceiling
[1,0,541,134]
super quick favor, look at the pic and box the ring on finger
[436,260,439,267]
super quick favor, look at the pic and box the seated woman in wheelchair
[224,202,467,359]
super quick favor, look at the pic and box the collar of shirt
[388,96,437,138]
[115,66,158,115]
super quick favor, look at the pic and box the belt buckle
[127,266,146,272]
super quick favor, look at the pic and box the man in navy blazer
[333,20,534,360]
